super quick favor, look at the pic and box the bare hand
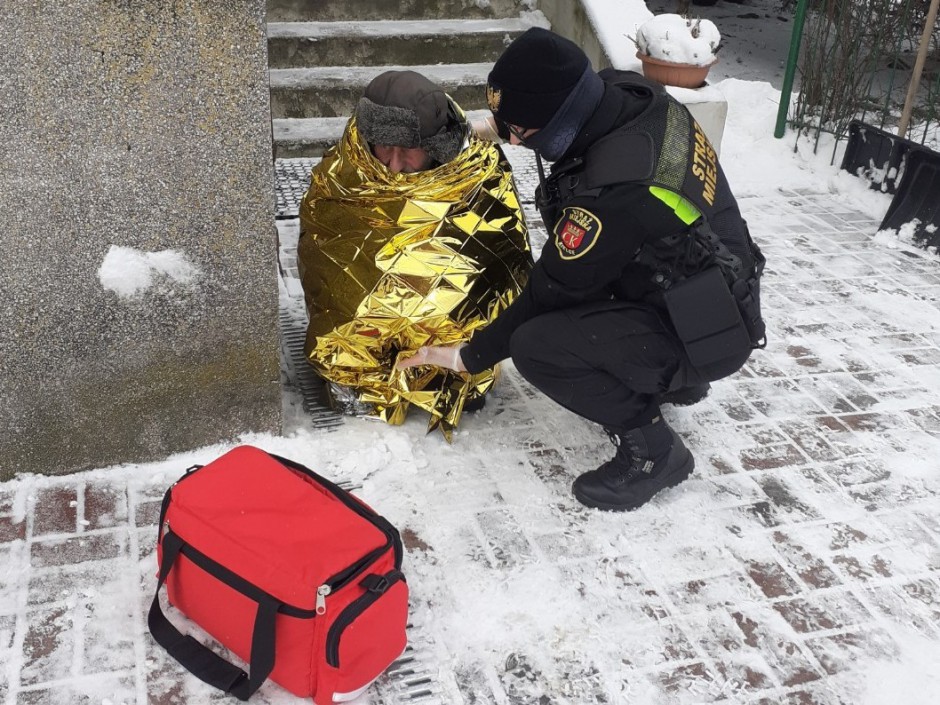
[396,345,467,372]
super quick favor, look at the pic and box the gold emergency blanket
[298,118,532,439]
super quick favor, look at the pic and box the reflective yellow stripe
[649,186,701,225]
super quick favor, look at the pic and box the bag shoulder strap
[148,530,280,701]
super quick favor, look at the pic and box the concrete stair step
[267,0,533,22]
[267,17,542,69]
[274,117,348,159]
[269,62,493,119]
[273,109,492,159]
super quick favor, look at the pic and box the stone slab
[0,0,281,478]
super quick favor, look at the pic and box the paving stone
[562,558,672,625]
[865,578,940,638]
[738,500,787,529]
[134,499,163,528]
[707,474,767,505]
[830,553,894,582]
[742,355,788,378]
[797,377,866,415]
[0,489,15,515]
[685,611,780,694]
[772,592,872,634]
[532,530,596,562]
[82,590,137,674]
[496,652,553,704]
[823,456,892,487]
[892,347,940,366]
[772,532,842,590]
[753,474,825,524]
[401,526,434,555]
[0,516,26,543]
[490,654,612,704]
[31,486,77,537]
[913,508,940,536]
[27,562,122,606]
[753,684,854,705]
[0,613,15,650]
[803,627,899,676]
[82,483,127,531]
[713,394,763,423]
[905,407,940,436]
[744,559,804,599]
[475,509,535,569]
[136,527,159,562]
[617,628,698,681]
[730,606,823,687]
[454,664,502,704]
[777,418,848,462]
[786,520,891,553]
[664,570,767,614]
[30,532,125,569]
[15,676,137,704]
[843,478,936,513]
[524,444,574,495]
[739,380,829,420]
[20,605,72,686]
[644,661,723,704]
[0,544,16,605]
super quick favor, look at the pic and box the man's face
[507,124,539,147]
[373,144,434,174]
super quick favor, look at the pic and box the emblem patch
[486,83,501,112]
[554,207,602,260]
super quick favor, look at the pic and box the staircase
[267,0,549,158]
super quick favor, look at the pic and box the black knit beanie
[486,28,590,129]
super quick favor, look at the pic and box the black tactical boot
[660,382,711,407]
[572,418,694,511]
[463,395,486,412]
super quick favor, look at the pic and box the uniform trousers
[508,299,699,432]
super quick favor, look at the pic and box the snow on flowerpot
[634,14,720,89]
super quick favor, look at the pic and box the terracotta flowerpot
[636,51,717,89]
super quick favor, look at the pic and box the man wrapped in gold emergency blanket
[298,71,532,439]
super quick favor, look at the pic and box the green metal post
[774,0,810,138]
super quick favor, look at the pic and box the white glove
[397,344,467,372]
[468,114,502,143]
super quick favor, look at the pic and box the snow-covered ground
[3,3,940,704]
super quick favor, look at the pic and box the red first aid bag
[148,445,408,702]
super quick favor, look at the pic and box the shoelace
[602,430,648,483]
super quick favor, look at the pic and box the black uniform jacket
[461,79,692,375]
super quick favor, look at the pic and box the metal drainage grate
[279,310,345,430]
[275,158,318,219]
[373,633,446,704]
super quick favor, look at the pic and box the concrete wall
[0,1,281,479]
[538,0,728,154]
[538,0,614,71]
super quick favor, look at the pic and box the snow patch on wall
[97,245,200,298]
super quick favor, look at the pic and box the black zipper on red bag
[270,453,404,574]
[325,570,405,667]
[157,464,203,541]
[163,527,391,620]
[170,531,320,618]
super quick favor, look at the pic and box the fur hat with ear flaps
[356,70,466,166]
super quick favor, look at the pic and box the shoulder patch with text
[554,207,602,260]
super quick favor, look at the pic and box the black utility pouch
[664,266,752,369]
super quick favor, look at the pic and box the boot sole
[573,453,695,512]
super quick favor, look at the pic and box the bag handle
[148,530,279,701]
